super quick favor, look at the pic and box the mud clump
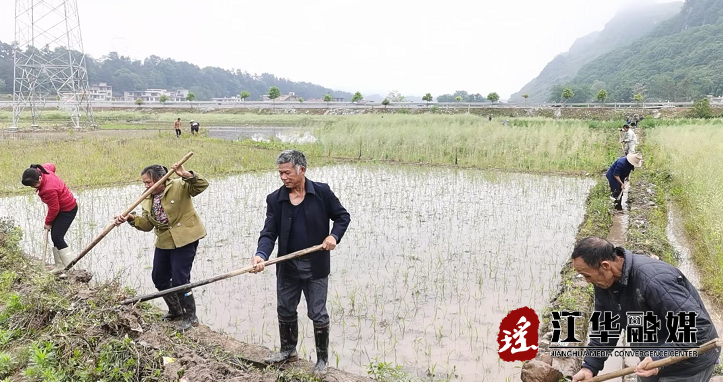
[521,359,564,382]
[163,351,250,382]
[67,269,93,283]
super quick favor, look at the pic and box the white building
[89,82,113,101]
[123,88,190,102]
[261,92,299,102]
[211,96,245,103]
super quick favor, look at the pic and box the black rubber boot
[161,293,184,321]
[313,323,329,377]
[264,319,298,364]
[176,291,199,331]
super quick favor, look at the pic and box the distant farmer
[620,124,638,154]
[606,152,642,201]
[571,237,720,382]
[250,149,351,377]
[626,114,643,128]
[174,118,182,138]
[21,163,78,272]
[113,163,208,331]
[190,120,200,136]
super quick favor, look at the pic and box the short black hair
[571,237,624,269]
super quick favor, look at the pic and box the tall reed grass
[316,115,615,173]
[647,122,723,301]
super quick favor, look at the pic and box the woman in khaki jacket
[114,162,208,330]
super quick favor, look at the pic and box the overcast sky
[0,0,681,99]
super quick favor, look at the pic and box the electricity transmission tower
[11,0,95,129]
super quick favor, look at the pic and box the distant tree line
[437,90,487,103]
[0,40,352,101]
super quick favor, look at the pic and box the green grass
[0,218,330,382]
[315,115,615,173]
[0,110,334,128]
[0,115,620,195]
[0,135,333,195]
[647,122,723,302]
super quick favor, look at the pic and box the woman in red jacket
[21,163,78,271]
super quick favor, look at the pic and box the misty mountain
[364,94,385,102]
[567,0,723,102]
[509,1,682,103]
[0,40,353,101]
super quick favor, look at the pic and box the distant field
[0,114,619,195]
[0,109,333,128]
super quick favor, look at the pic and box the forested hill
[509,1,681,103]
[0,41,352,101]
[562,0,723,102]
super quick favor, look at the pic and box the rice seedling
[0,162,595,380]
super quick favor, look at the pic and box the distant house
[57,82,113,102]
[261,92,299,102]
[89,83,112,101]
[123,88,189,102]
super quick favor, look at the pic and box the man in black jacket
[250,149,351,377]
[571,237,719,382]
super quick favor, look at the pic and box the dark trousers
[151,240,198,291]
[608,178,623,199]
[637,363,715,382]
[277,258,329,325]
[175,129,181,138]
[51,205,77,250]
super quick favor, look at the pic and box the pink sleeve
[42,163,56,173]
[39,189,60,225]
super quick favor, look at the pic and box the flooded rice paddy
[0,164,595,380]
[206,126,316,143]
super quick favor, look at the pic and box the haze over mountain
[566,0,723,102]
[509,1,682,103]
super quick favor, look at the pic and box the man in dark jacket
[250,149,351,377]
[606,152,642,200]
[571,237,720,382]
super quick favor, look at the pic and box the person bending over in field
[606,152,642,205]
[21,163,78,273]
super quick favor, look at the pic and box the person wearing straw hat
[250,149,351,377]
[606,152,643,202]
[571,237,720,381]
[113,163,208,331]
[21,163,78,272]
